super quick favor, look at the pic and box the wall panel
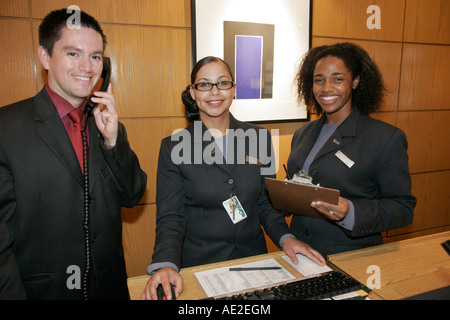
[122,204,156,277]
[0,20,37,107]
[396,111,450,174]
[312,0,405,41]
[101,25,191,118]
[398,44,450,111]
[31,0,191,27]
[0,0,29,17]
[404,0,450,44]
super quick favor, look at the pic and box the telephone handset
[85,56,111,117]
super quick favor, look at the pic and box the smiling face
[38,26,104,108]
[313,56,360,124]
[189,61,236,123]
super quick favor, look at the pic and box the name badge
[222,195,247,224]
[335,150,354,168]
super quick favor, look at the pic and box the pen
[283,164,291,180]
[229,267,282,271]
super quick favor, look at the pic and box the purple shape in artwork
[235,35,263,99]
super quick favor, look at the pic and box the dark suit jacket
[287,109,416,256]
[151,114,290,269]
[0,87,147,299]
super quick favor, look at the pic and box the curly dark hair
[182,56,234,122]
[295,42,386,115]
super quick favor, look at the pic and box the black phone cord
[81,119,91,300]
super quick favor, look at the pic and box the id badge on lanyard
[222,195,247,224]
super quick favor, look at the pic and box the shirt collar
[45,84,87,119]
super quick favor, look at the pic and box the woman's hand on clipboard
[311,196,350,221]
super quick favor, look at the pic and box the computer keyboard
[211,271,370,300]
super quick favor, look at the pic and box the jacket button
[228,179,234,185]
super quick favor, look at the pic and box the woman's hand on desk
[282,237,326,266]
[141,267,184,300]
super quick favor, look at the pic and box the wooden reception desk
[327,231,450,300]
[127,231,450,300]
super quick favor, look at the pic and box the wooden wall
[1,0,449,278]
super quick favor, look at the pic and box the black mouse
[156,283,176,300]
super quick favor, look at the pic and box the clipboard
[265,177,340,219]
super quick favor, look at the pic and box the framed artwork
[191,0,311,122]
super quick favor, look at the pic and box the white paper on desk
[282,254,332,277]
[194,258,295,297]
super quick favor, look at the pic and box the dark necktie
[68,108,85,172]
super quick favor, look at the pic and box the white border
[194,0,310,122]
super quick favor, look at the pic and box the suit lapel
[34,88,84,186]
[86,116,104,193]
[314,131,343,161]
[313,109,360,162]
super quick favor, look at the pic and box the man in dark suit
[0,9,147,299]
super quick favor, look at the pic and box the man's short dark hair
[39,8,107,56]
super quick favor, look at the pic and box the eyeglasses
[193,81,234,91]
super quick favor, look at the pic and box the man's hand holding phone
[91,83,118,148]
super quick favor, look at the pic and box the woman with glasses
[141,56,325,300]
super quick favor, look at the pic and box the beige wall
[1,0,449,277]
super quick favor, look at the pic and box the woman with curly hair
[286,42,416,256]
